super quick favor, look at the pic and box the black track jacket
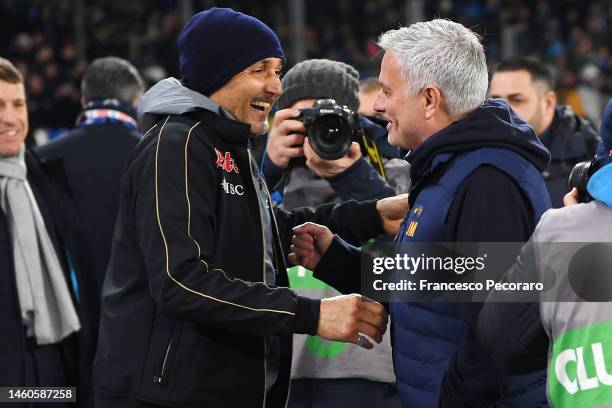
[93,109,384,408]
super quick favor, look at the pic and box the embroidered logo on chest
[215,148,240,173]
[221,178,245,196]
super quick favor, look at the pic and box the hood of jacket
[137,77,230,131]
[406,98,551,183]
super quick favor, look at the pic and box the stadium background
[0,0,610,142]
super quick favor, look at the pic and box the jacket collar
[190,109,253,146]
[539,106,596,161]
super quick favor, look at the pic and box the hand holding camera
[303,138,362,178]
[266,108,306,169]
[267,99,364,172]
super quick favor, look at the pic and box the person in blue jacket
[287,19,554,407]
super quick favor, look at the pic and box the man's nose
[266,75,282,96]
[0,107,17,124]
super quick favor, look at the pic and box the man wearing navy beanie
[93,7,397,408]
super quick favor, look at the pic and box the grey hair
[81,56,145,104]
[377,19,488,117]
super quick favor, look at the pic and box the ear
[421,85,443,120]
[544,90,557,112]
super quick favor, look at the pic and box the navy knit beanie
[178,8,284,96]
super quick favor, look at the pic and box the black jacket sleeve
[312,235,363,294]
[134,120,319,337]
[274,197,385,260]
[476,235,549,373]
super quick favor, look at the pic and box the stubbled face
[490,70,549,134]
[0,80,28,157]
[374,52,425,150]
[210,57,283,135]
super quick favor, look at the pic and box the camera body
[297,99,363,160]
[568,159,600,203]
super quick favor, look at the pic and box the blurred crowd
[0,0,610,134]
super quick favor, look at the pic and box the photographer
[262,59,403,408]
[442,98,612,407]
[262,59,409,210]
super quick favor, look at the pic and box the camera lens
[308,114,353,160]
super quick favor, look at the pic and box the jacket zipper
[246,147,268,408]
[153,333,175,384]
[257,154,292,407]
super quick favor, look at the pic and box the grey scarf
[0,147,80,345]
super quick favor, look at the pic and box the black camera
[568,159,600,203]
[297,99,362,160]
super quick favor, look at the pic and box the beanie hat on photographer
[277,59,360,112]
[178,7,284,96]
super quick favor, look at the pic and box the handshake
[292,223,387,349]
[289,194,409,348]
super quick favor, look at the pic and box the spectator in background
[36,56,144,291]
[262,59,402,408]
[358,77,383,118]
[0,57,97,407]
[490,56,600,207]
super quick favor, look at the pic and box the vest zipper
[246,147,268,408]
[153,334,175,384]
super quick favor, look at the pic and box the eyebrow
[0,97,26,103]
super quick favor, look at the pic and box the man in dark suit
[0,57,97,407]
[36,57,144,290]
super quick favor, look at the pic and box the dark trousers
[94,391,167,408]
[288,378,402,408]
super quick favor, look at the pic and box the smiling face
[210,57,283,135]
[374,52,425,150]
[0,79,28,157]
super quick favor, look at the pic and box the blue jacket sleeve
[327,157,395,201]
